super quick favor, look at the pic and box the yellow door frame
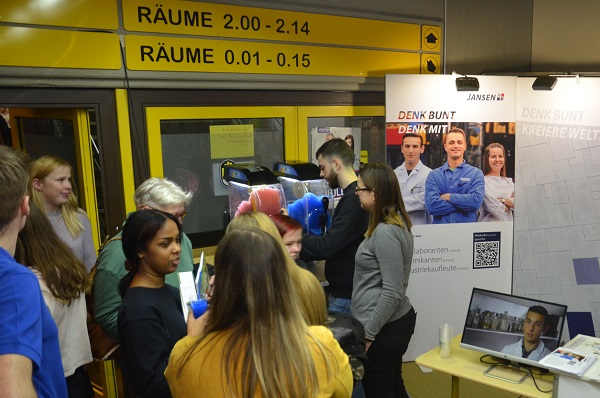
[9,107,101,250]
[114,89,136,215]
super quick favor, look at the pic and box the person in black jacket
[0,111,11,146]
[301,138,369,314]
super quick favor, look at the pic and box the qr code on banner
[473,232,501,269]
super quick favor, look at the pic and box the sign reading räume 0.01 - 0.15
[125,35,420,77]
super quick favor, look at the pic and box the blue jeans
[351,381,365,398]
[328,295,352,314]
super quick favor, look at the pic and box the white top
[394,160,432,225]
[32,269,93,377]
[501,338,550,361]
[478,175,515,222]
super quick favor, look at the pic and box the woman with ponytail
[117,209,187,398]
[352,163,417,398]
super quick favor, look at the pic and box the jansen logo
[466,93,505,101]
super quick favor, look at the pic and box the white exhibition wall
[386,75,514,360]
[514,77,600,339]
[385,75,600,361]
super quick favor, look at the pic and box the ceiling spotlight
[532,76,557,91]
[455,76,480,91]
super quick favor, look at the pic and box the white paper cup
[439,324,453,359]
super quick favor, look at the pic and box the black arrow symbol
[427,59,437,73]
[426,33,438,44]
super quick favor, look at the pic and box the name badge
[460,178,471,182]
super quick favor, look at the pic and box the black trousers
[66,365,94,398]
[362,307,417,398]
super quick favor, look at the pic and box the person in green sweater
[94,178,198,341]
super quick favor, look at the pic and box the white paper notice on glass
[178,271,198,322]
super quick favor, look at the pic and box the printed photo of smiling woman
[478,143,515,222]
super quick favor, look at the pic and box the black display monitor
[460,288,568,372]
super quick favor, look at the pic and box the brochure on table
[540,334,600,382]
[386,75,514,360]
[539,347,596,377]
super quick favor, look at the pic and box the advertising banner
[385,74,515,360]
[515,77,600,340]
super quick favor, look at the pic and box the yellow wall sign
[360,150,369,165]
[422,25,442,52]
[0,27,122,69]
[122,0,420,51]
[421,53,441,74]
[210,125,255,159]
[125,35,420,77]
[0,1,118,29]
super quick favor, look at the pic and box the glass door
[145,106,295,249]
[145,104,386,251]
[297,106,385,166]
[10,107,102,249]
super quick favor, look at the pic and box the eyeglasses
[355,186,373,193]
[173,211,187,220]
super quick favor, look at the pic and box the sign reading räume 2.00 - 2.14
[122,0,421,51]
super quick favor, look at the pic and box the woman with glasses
[352,163,417,398]
[29,155,96,271]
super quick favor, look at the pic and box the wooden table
[415,334,554,398]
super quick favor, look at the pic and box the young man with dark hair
[394,133,432,224]
[501,305,551,361]
[0,146,67,397]
[301,138,369,314]
[425,127,484,223]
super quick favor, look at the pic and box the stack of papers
[539,334,600,379]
